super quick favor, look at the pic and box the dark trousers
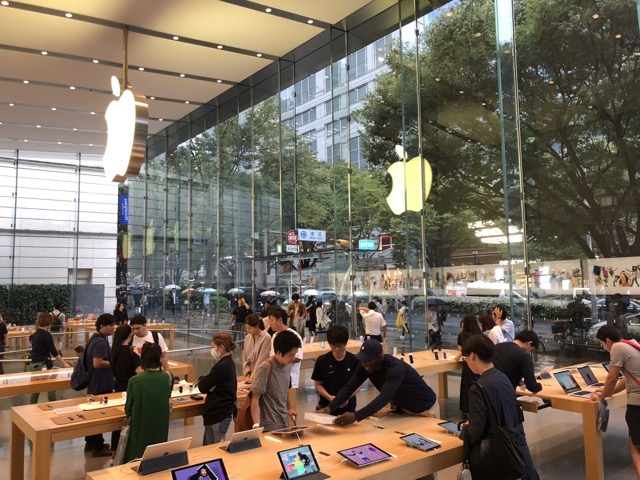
[517,434,540,480]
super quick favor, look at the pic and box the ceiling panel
[248,0,374,24]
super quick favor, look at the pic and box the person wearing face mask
[197,333,238,445]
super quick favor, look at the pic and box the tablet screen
[337,443,391,467]
[400,433,441,452]
[277,445,321,479]
[438,421,461,436]
[170,459,229,480]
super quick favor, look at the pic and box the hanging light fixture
[103,26,149,183]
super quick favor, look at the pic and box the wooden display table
[87,414,463,480]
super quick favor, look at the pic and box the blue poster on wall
[119,194,129,225]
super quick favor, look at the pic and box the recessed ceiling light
[548,80,555,85]
[475,32,482,37]
[172,36,180,41]
[138,67,144,71]
[9,103,14,106]
[41,51,48,55]
[90,111,96,115]
[24,139,28,142]
[179,73,186,77]
[635,52,640,56]
[307,19,313,24]
[185,100,190,104]
[58,141,62,145]
[265,8,272,13]
[481,102,487,106]
[615,34,622,39]
[217,45,223,49]
[89,144,93,147]
[158,118,163,122]
[150,96,156,100]
[446,11,453,17]
[69,86,76,90]
[73,128,78,131]
[36,125,41,128]
[1,1,10,6]
[434,77,441,82]
[23,80,29,84]
[592,13,600,19]
[92,59,99,64]
[216,79,222,83]
[0,122,2,125]
[257,53,263,57]
[459,90,464,94]
[51,107,56,110]
[65,12,72,18]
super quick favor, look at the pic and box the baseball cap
[356,339,383,362]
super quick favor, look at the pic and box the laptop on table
[577,365,605,388]
[553,371,593,398]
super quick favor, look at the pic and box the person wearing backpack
[50,302,65,333]
[29,312,71,403]
[591,326,640,477]
[129,315,169,371]
[84,314,115,457]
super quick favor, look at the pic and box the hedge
[0,284,72,325]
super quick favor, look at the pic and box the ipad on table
[337,443,392,467]
[277,444,329,479]
[437,421,461,437]
[171,458,229,480]
[400,433,441,452]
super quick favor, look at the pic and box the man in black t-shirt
[311,325,359,415]
[492,330,542,393]
[230,297,252,341]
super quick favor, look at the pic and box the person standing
[250,330,301,432]
[0,314,7,375]
[427,304,441,349]
[320,340,437,425]
[29,313,71,403]
[311,325,359,415]
[461,334,539,480]
[124,343,172,463]
[113,303,128,325]
[488,310,507,344]
[110,324,142,455]
[493,305,514,342]
[358,302,386,342]
[591,326,640,477]
[456,314,482,418]
[50,302,66,333]
[230,296,252,342]
[269,308,303,389]
[492,330,542,393]
[287,293,306,336]
[129,315,169,371]
[85,314,116,457]
[198,333,238,444]
[242,314,271,382]
[306,296,317,336]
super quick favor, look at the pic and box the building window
[324,94,346,116]
[326,142,346,163]
[348,48,368,80]
[325,62,346,91]
[349,85,368,105]
[374,34,393,68]
[296,76,317,106]
[301,131,317,153]
[326,117,348,139]
[295,107,317,127]
[350,136,363,167]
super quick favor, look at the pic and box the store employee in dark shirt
[319,339,437,425]
[311,325,359,415]
[492,330,542,393]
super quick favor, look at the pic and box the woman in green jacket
[123,342,172,462]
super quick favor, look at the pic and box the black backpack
[71,335,99,391]
[51,311,64,332]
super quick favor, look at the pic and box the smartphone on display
[400,433,441,452]
[437,421,461,436]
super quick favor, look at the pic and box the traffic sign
[287,230,298,245]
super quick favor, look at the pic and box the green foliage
[210,295,229,312]
[0,284,72,325]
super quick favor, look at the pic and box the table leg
[169,329,175,350]
[10,420,25,480]
[582,403,604,480]
[32,431,52,480]
[438,372,449,399]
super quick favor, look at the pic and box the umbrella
[182,288,195,294]
[227,288,244,295]
[302,289,320,297]
[353,290,369,298]
[260,290,278,297]
[196,287,217,293]
[163,284,180,291]
[427,298,445,306]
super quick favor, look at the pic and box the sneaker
[92,445,113,457]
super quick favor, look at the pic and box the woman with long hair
[242,314,270,382]
[457,314,482,418]
[198,333,238,444]
[113,303,128,325]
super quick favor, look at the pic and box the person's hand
[590,389,603,402]
[244,376,253,384]
[334,412,357,426]
[316,406,331,414]
[288,409,297,424]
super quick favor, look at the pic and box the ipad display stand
[137,451,189,475]
[227,437,262,453]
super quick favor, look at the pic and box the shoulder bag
[234,359,273,432]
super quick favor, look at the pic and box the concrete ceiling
[0,0,373,156]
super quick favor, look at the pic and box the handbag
[234,360,273,432]
[466,384,525,480]
[457,461,473,480]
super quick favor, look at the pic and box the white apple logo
[103,75,148,183]
[386,145,433,214]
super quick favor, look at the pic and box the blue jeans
[203,416,232,445]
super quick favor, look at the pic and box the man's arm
[462,384,487,443]
[381,324,387,339]
[327,365,367,411]
[590,365,626,401]
[314,380,334,403]
[521,353,542,393]
[352,366,404,421]
[250,391,262,426]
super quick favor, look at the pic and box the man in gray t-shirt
[251,330,301,432]
[592,326,640,478]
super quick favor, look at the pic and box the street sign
[285,244,299,253]
[297,228,326,242]
[287,230,298,245]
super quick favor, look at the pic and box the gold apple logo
[386,145,433,214]
[103,76,148,183]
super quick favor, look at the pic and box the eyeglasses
[330,343,346,350]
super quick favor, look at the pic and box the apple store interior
[1,0,640,479]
